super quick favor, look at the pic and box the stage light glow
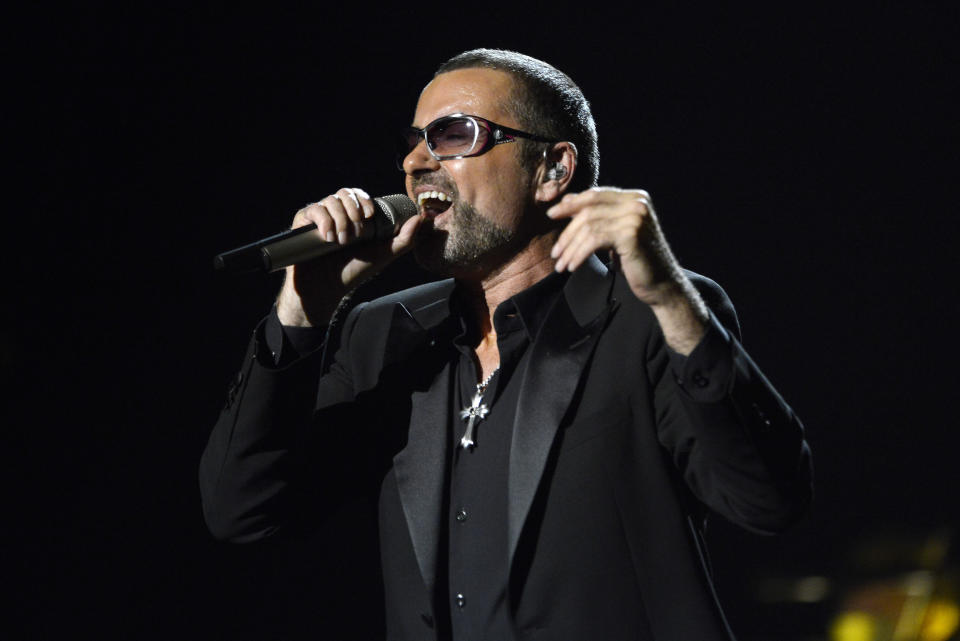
[830,611,879,641]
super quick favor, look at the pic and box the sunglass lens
[428,117,478,157]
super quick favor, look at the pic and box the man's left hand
[547,187,709,354]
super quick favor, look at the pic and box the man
[201,49,812,640]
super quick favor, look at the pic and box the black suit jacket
[201,256,812,640]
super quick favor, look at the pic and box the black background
[9,3,958,639]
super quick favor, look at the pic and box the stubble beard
[413,199,520,277]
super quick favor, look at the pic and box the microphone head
[374,194,418,225]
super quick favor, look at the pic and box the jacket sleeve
[650,275,813,534]
[198,304,366,542]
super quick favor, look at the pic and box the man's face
[402,68,537,276]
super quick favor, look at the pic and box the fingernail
[554,259,564,272]
[325,231,336,242]
[550,244,559,258]
[338,231,348,244]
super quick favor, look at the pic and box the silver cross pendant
[459,391,490,449]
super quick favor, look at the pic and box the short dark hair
[435,49,599,193]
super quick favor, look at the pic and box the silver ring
[343,189,361,208]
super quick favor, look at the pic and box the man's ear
[535,141,578,205]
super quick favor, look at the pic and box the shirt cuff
[668,310,734,403]
[265,305,328,366]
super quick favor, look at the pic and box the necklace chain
[476,366,500,393]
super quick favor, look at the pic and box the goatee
[414,200,519,276]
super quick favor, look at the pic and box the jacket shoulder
[610,267,740,340]
[683,269,740,340]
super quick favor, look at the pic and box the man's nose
[403,138,442,175]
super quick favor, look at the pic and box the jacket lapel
[507,256,618,566]
[388,286,456,597]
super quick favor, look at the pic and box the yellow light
[920,599,960,641]
[831,611,878,641]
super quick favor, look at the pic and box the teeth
[417,190,451,206]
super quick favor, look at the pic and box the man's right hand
[276,187,422,327]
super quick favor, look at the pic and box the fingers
[335,208,423,284]
[349,188,376,219]
[546,187,650,220]
[294,187,376,245]
[390,213,422,255]
[552,218,597,273]
[548,187,654,273]
[551,207,631,272]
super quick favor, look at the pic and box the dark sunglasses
[397,113,555,170]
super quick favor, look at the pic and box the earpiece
[546,163,567,181]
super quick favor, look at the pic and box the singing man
[201,48,812,641]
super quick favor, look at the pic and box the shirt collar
[501,270,568,340]
[451,270,569,344]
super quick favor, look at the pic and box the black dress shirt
[439,271,568,641]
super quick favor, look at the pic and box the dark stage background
[9,4,958,640]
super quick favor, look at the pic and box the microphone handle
[261,213,396,272]
[213,195,414,274]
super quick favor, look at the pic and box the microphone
[213,194,417,274]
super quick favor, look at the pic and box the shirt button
[455,509,467,522]
[692,372,710,388]
[752,402,773,428]
[456,593,466,608]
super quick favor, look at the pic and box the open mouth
[417,190,454,217]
